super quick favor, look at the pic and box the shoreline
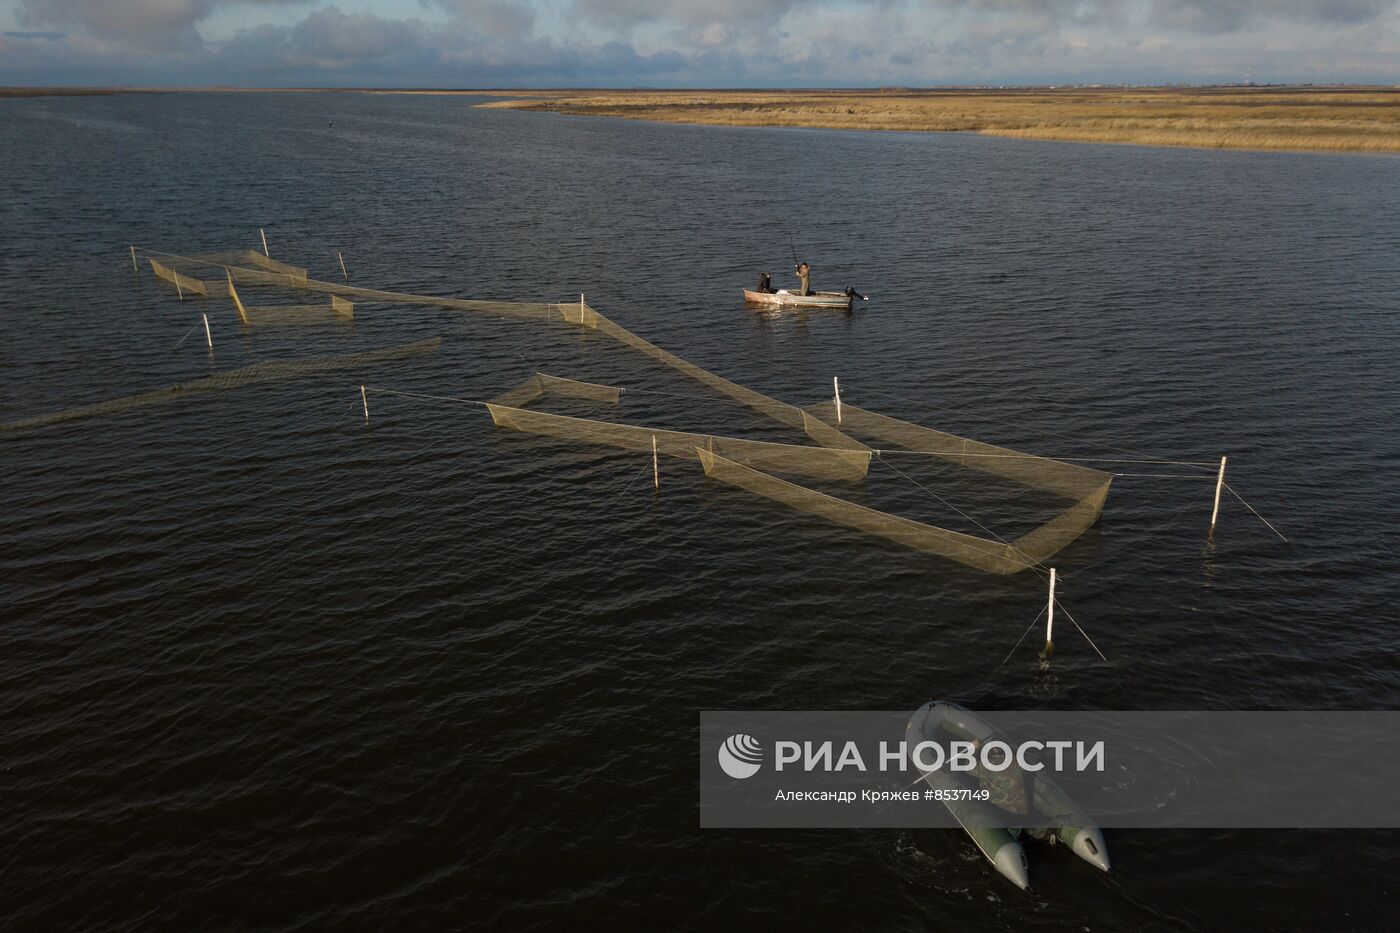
[6,85,1398,153]
[478,87,1400,154]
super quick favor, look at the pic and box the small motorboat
[742,287,863,311]
[905,701,1110,891]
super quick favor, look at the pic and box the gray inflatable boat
[905,701,1110,890]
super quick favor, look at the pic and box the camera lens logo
[718,734,764,779]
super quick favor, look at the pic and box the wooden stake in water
[1210,456,1228,531]
[202,313,212,349]
[360,385,369,424]
[652,435,659,490]
[580,293,585,315]
[1044,567,1056,654]
[260,228,270,257]
[338,251,349,284]
[129,245,138,275]
[834,376,843,423]
[175,275,184,302]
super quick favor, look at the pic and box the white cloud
[2,0,1398,86]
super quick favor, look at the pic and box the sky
[3,0,1399,88]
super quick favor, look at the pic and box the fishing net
[149,257,210,298]
[226,275,354,324]
[1,338,440,434]
[805,401,1108,501]
[150,254,304,293]
[143,248,559,321]
[588,312,869,452]
[700,401,1113,575]
[698,449,1040,575]
[224,249,308,283]
[130,246,1111,574]
[476,366,1106,574]
[488,403,872,482]
[488,372,623,409]
[484,372,872,481]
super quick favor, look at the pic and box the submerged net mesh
[130,246,1111,574]
[2,337,440,434]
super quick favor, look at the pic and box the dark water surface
[2,92,1399,931]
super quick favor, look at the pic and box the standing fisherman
[795,261,811,296]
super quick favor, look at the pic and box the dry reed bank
[481,87,1400,153]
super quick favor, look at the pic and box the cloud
[1148,0,1396,33]
[572,0,809,29]
[429,0,536,39]
[199,5,693,83]
[18,0,302,33]
[283,7,431,65]
[16,0,307,52]
[2,0,1398,86]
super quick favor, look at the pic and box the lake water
[2,91,1399,931]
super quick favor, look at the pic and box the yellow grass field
[481,87,1400,154]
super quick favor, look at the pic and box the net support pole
[1210,456,1228,530]
[361,385,370,424]
[834,376,842,423]
[175,276,184,302]
[580,293,585,314]
[652,435,659,490]
[202,313,212,349]
[129,245,138,275]
[338,251,349,284]
[260,228,270,257]
[1044,568,1056,654]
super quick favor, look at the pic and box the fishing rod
[790,224,870,302]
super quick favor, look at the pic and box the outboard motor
[756,272,774,293]
[844,285,869,301]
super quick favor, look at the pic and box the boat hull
[743,289,853,310]
[906,701,1110,890]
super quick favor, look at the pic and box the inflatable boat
[905,701,1110,890]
